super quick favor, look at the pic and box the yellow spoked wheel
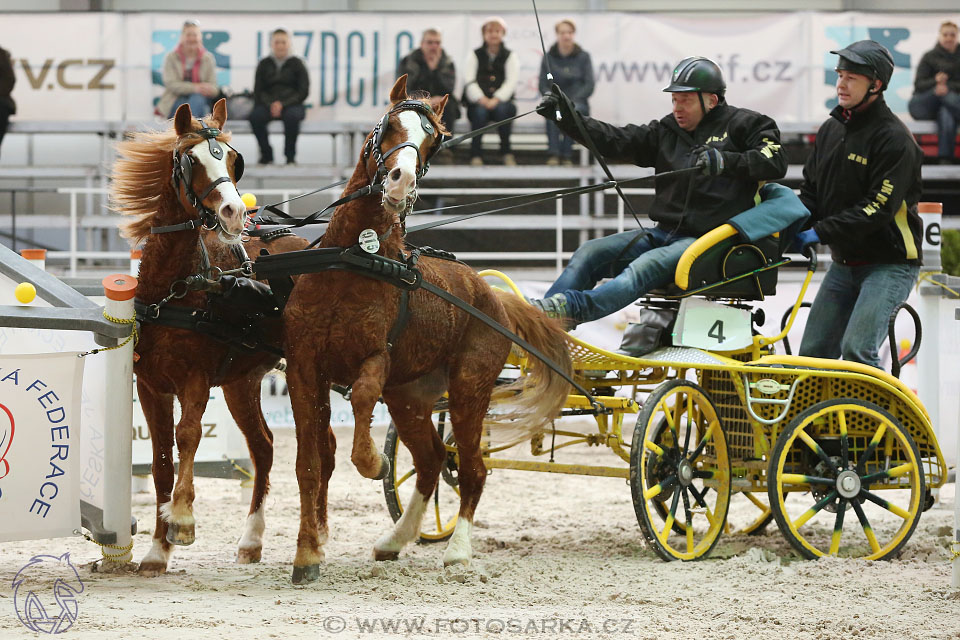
[382,413,460,542]
[630,380,731,561]
[768,399,925,560]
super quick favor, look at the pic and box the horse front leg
[163,376,210,547]
[136,379,176,576]
[373,393,446,561]
[222,379,274,564]
[350,351,391,480]
[286,350,335,584]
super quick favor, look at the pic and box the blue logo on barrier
[12,553,85,634]
[824,26,911,112]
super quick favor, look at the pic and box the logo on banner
[12,553,85,634]
[0,402,13,489]
[824,26,911,112]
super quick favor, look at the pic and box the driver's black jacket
[554,101,787,236]
[799,97,923,265]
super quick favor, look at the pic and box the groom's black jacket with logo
[556,101,787,237]
[799,97,923,265]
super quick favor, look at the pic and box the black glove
[693,145,724,176]
[537,83,562,122]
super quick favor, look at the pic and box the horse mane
[110,123,232,245]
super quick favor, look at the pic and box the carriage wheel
[382,413,460,542]
[768,399,925,560]
[630,380,731,561]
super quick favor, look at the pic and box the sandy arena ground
[2,423,959,640]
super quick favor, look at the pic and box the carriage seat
[654,183,810,301]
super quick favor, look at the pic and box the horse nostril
[389,167,402,182]
[220,202,242,220]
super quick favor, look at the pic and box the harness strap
[151,218,204,234]
[134,299,284,358]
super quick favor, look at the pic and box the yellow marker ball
[14,282,36,304]
[241,192,257,209]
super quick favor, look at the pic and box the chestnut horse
[281,76,572,583]
[111,99,307,576]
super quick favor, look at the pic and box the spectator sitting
[157,20,218,119]
[908,20,960,164]
[539,19,594,166]
[250,28,309,165]
[397,28,460,143]
[0,45,15,159]
[463,16,519,166]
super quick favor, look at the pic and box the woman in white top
[462,16,520,166]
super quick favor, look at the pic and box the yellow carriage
[381,219,946,562]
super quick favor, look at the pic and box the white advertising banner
[0,352,84,542]
[4,11,958,125]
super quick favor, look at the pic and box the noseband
[152,122,245,235]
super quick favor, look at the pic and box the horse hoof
[291,564,321,584]
[138,561,168,577]
[373,548,400,562]
[165,522,195,546]
[372,453,391,481]
[237,547,262,564]
[443,556,470,568]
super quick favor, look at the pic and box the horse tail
[483,290,573,445]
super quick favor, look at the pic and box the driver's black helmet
[662,56,726,99]
[831,40,895,91]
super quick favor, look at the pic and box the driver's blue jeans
[798,262,919,369]
[545,226,696,323]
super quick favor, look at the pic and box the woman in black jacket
[538,19,594,166]
[907,20,960,163]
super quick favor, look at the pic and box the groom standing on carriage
[531,56,799,326]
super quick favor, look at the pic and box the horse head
[171,98,247,244]
[362,75,448,220]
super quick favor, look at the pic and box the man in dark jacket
[908,21,960,162]
[249,28,309,165]
[530,56,788,325]
[0,46,15,159]
[796,40,923,369]
[397,28,459,136]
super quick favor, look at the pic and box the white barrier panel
[260,372,391,429]
[0,352,84,542]
[1,273,250,493]
[130,385,252,470]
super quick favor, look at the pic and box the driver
[530,56,795,326]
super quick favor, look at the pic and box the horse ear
[173,103,194,136]
[434,94,449,118]
[211,98,227,128]
[389,75,408,103]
